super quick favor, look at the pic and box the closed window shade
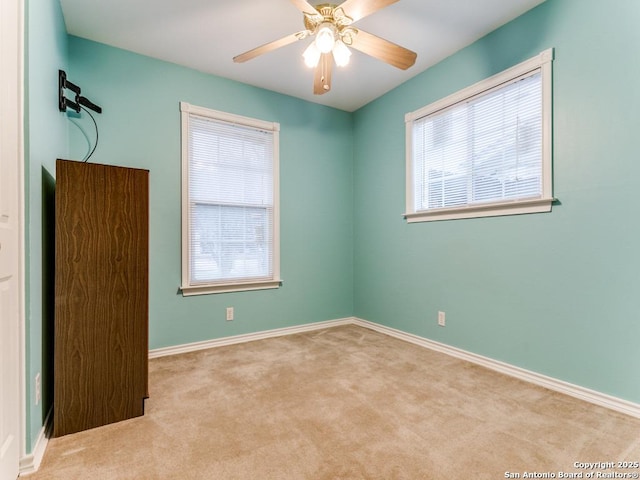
[186,112,276,287]
[413,71,542,212]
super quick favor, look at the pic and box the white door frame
[0,0,26,476]
[16,0,26,470]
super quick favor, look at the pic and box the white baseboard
[352,317,640,419]
[19,407,51,476]
[149,317,353,359]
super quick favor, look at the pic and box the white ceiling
[59,0,546,112]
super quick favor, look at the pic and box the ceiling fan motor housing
[304,4,357,45]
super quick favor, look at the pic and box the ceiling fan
[233,0,417,95]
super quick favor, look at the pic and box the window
[405,49,554,222]
[180,102,280,295]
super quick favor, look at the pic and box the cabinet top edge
[56,158,150,173]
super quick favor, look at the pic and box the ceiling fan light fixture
[332,39,351,67]
[315,22,336,54]
[232,1,418,96]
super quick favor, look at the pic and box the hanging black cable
[80,105,99,163]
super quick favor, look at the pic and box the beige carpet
[27,325,640,479]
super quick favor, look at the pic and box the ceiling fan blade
[339,0,401,23]
[313,53,333,95]
[233,31,307,63]
[350,29,417,70]
[290,0,319,15]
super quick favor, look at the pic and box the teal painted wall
[24,0,69,451]
[67,37,354,350]
[353,0,640,403]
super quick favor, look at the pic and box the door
[0,0,24,477]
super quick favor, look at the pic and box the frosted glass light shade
[303,42,321,68]
[332,39,351,67]
[315,24,336,54]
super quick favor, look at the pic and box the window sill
[404,197,555,223]
[180,279,282,296]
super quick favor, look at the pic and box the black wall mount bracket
[58,70,102,114]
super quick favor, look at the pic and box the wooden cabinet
[54,159,149,437]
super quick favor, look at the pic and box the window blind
[187,114,274,285]
[413,70,543,212]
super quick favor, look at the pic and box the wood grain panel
[54,159,149,437]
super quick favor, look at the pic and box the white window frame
[180,102,281,296]
[404,48,554,223]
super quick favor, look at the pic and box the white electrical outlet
[438,311,446,327]
[226,307,234,321]
[35,372,41,405]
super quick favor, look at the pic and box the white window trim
[180,102,281,296]
[404,48,555,223]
